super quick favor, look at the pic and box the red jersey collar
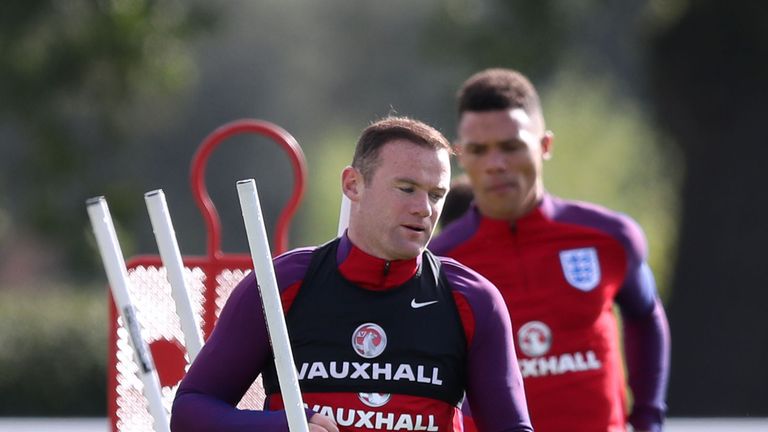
[473,192,554,230]
[336,234,421,291]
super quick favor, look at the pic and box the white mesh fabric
[113,265,265,431]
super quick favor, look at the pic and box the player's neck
[478,189,544,224]
[337,234,419,290]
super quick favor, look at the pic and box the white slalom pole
[145,189,204,361]
[236,179,309,432]
[86,197,170,432]
[337,194,351,237]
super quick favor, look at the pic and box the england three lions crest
[559,247,601,291]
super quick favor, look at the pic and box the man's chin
[390,242,426,260]
[477,194,527,218]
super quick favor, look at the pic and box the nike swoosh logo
[411,299,438,309]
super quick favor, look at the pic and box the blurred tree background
[0,0,765,418]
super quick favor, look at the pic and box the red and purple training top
[171,234,533,432]
[429,193,670,432]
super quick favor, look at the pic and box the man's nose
[484,148,507,172]
[411,192,433,218]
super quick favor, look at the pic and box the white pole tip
[86,196,105,207]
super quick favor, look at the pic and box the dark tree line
[0,0,216,276]
[650,0,768,416]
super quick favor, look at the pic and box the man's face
[456,108,552,221]
[346,139,451,260]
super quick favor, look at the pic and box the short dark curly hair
[457,68,543,120]
[352,116,452,184]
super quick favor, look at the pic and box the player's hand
[309,413,339,432]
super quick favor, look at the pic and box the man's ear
[453,143,466,169]
[541,130,554,161]
[341,166,363,202]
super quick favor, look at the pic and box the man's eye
[467,146,487,155]
[500,142,523,152]
[429,192,445,202]
[398,186,414,193]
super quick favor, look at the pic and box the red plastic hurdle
[107,120,307,431]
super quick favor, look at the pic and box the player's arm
[170,271,291,431]
[446,262,533,432]
[616,245,671,432]
[171,250,335,432]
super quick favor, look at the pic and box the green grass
[0,286,108,416]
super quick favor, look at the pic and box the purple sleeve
[617,264,670,432]
[624,298,670,432]
[170,249,315,432]
[442,259,533,432]
[613,228,670,431]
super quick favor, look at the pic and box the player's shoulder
[547,194,647,255]
[548,194,639,229]
[435,255,479,279]
[274,245,317,263]
[435,255,503,309]
[274,246,317,288]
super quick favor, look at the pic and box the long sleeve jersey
[429,194,670,432]
[171,234,532,432]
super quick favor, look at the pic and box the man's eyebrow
[468,138,520,146]
[394,178,448,193]
[394,177,418,185]
[499,138,524,145]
